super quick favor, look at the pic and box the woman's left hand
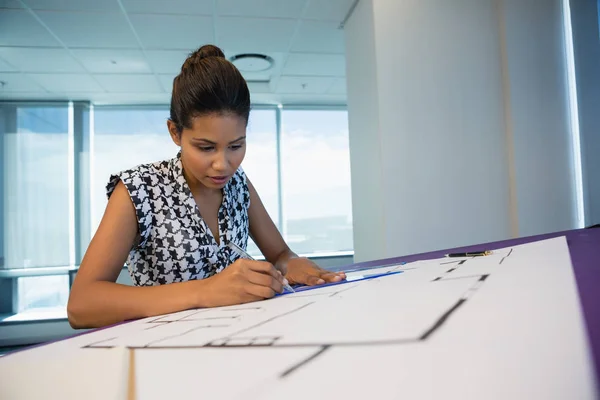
[285,257,346,286]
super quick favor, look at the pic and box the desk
[1,228,598,399]
[332,227,600,383]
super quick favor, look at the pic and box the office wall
[346,0,512,261]
[345,0,578,261]
[570,0,600,227]
[502,0,578,236]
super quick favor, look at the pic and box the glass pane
[242,109,279,257]
[1,105,70,269]
[91,107,179,232]
[17,275,69,314]
[281,110,354,255]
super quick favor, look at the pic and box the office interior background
[0,0,599,350]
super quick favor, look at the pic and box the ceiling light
[229,53,274,72]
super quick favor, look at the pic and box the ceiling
[0,0,353,105]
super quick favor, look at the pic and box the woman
[67,44,345,329]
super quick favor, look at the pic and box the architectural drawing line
[440,260,460,265]
[219,307,263,312]
[328,283,362,298]
[499,248,514,265]
[220,302,316,339]
[419,298,466,340]
[280,345,331,378]
[144,325,230,348]
[82,337,118,348]
[144,323,170,330]
[433,274,486,282]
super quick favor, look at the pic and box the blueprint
[0,236,596,400]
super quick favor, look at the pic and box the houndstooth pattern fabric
[106,151,250,286]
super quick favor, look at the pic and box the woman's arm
[247,178,345,285]
[67,181,209,329]
[246,179,297,272]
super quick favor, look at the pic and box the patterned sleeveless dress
[106,151,251,286]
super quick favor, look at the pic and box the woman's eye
[198,146,214,152]
[230,145,243,150]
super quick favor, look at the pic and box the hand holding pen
[227,241,295,293]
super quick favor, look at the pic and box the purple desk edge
[331,227,600,385]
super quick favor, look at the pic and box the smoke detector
[229,53,274,72]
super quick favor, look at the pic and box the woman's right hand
[201,258,285,307]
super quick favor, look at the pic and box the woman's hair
[169,44,251,133]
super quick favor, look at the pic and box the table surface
[5,228,599,389]
[332,227,600,384]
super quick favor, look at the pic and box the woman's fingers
[246,269,283,294]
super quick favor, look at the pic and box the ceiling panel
[94,74,163,93]
[129,14,213,50]
[89,92,171,105]
[71,49,151,73]
[0,9,60,46]
[217,0,306,19]
[0,47,85,73]
[327,77,347,94]
[276,76,335,94]
[0,72,46,92]
[0,0,22,8]
[145,50,190,74]
[22,0,120,12]
[157,74,175,93]
[303,0,355,22]
[283,53,346,76]
[218,17,297,53]
[121,0,213,15]
[28,73,104,92]
[0,2,350,105]
[0,57,18,72]
[292,20,345,54]
[36,11,139,48]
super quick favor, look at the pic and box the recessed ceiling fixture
[229,53,274,72]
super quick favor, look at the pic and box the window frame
[0,102,354,321]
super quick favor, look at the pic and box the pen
[227,241,295,293]
[445,250,493,257]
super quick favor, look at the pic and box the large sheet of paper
[0,236,596,399]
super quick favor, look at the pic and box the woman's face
[168,113,247,191]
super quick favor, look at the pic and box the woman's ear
[167,120,182,146]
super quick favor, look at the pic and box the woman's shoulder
[106,156,176,199]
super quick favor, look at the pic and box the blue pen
[227,241,295,293]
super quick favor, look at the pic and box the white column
[345,0,578,261]
[501,0,578,235]
[569,0,600,227]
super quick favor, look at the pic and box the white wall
[570,0,600,227]
[502,0,578,235]
[345,0,578,262]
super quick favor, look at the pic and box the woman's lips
[210,176,228,185]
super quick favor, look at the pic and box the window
[0,103,72,313]
[91,107,179,232]
[280,110,354,255]
[0,104,354,322]
[1,105,71,269]
[17,276,69,314]
[241,109,279,256]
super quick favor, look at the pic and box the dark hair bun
[181,44,225,72]
[194,44,225,60]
